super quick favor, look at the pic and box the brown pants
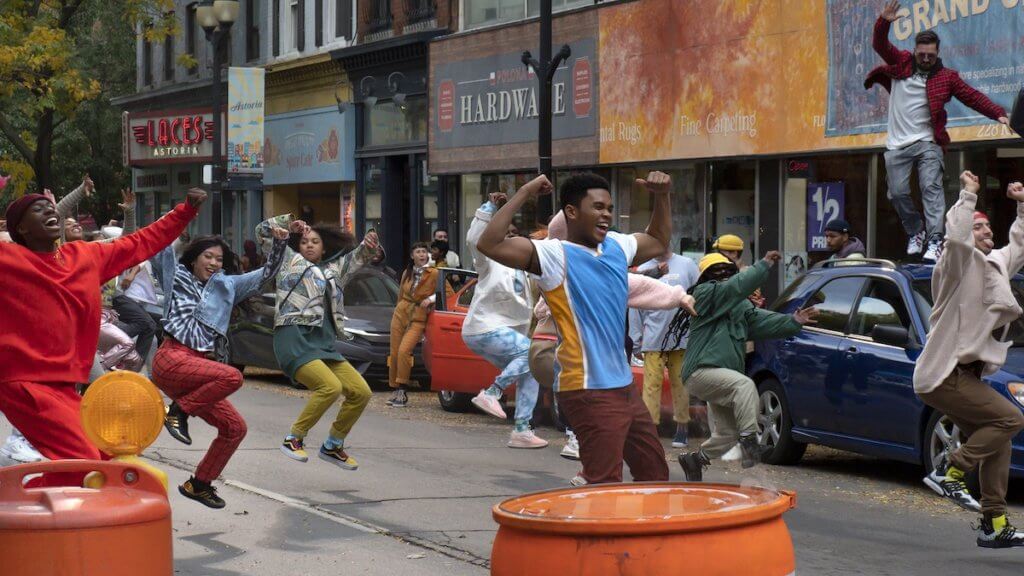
[557,385,669,484]
[919,364,1024,517]
[389,301,425,388]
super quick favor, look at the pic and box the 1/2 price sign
[807,182,844,252]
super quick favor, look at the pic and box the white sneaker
[560,432,580,460]
[922,236,942,262]
[906,231,926,256]
[0,432,44,464]
[722,444,743,462]
[569,471,587,487]
[508,429,549,449]
[471,390,507,420]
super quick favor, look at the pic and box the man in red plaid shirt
[866,1,1009,262]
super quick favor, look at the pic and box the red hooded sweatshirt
[0,202,198,385]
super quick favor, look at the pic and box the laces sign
[807,182,844,252]
[125,109,222,165]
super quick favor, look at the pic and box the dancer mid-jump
[915,171,1024,548]
[867,1,1008,261]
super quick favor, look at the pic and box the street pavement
[4,374,1024,575]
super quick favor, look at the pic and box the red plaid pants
[152,339,246,483]
[0,381,105,487]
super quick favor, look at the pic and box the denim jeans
[463,327,539,426]
[884,140,945,239]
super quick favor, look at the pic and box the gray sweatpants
[688,367,758,459]
[883,139,945,239]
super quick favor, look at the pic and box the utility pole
[522,0,571,222]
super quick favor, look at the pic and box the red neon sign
[132,116,214,148]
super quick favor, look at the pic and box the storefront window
[710,162,756,267]
[363,158,384,236]
[419,157,439,242]
[363,97,427,147]
[458,172,542,270]
[614,165,705,263]
[784,154,872,286]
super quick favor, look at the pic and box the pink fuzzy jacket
[532,211,688,339]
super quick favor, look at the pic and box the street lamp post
[522,0,570,222]
[197,0,239,233]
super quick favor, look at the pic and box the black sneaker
[739,434,765,469]
[976,517,1024,548]
[678,450,710,482]
[386,390,408,408]
[164,402,192,445]
[179,477,225,509]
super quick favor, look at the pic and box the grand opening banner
[827,0,1024,137]
[597,0,1021,165]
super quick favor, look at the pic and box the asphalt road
[4,374,1024,575]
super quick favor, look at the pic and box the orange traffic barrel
[491,482,797,576]
[0,459,172,576]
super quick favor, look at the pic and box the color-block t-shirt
[531,232,637,392]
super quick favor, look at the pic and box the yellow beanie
[713,234,744,252]
[698,253,733,275]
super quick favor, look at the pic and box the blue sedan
[748,259,1024,479]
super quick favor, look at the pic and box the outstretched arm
[631,171,672,265]
[477,175,553,274]
[952,75,1009,124]
[56,175,93,220]
[231,228,290,303]
[873,2,903,65]
[938,172,982,279]
[119,188,137,235]
[92,189,205,282]
[992,182,1024,275]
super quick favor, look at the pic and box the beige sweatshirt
[913,191,1024,394]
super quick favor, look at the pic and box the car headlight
[1008,382,1024,407]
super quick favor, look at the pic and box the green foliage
[0,0,175,220]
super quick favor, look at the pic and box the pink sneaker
[471,390,507,419]
[508,430,549,449]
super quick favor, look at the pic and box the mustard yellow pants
[291,360,371,440]
[389,301,425,388]
[642,350,690,426]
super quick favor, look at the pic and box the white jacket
[462,202,534,337]
[913,191,1024,394]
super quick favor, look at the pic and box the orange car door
[423,270,499,393]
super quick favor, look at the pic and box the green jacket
[681,260,802,380]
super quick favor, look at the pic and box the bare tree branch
[0,115,36,167]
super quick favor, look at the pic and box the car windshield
[343,272,399,306]
[913,279,1024,346]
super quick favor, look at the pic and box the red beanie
[5,194,53,246]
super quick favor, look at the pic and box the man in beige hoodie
[915,170,1024,548]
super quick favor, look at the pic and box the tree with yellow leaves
[0,0,175,193]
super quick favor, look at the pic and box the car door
[837,276,922,450]
[777,276,866,436]
[422,269,500,393]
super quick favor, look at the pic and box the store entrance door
[710,161,757,266]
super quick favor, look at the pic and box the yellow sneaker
[280,437,309,463]
[319,445,358,470]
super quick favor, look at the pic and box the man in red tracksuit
[866,1,1009,262]
[0,188,204,486]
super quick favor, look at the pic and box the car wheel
[437,390,473,413]
[756,378,807,465]
[923,411,981,497]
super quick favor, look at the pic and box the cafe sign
[126,109,221,165]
